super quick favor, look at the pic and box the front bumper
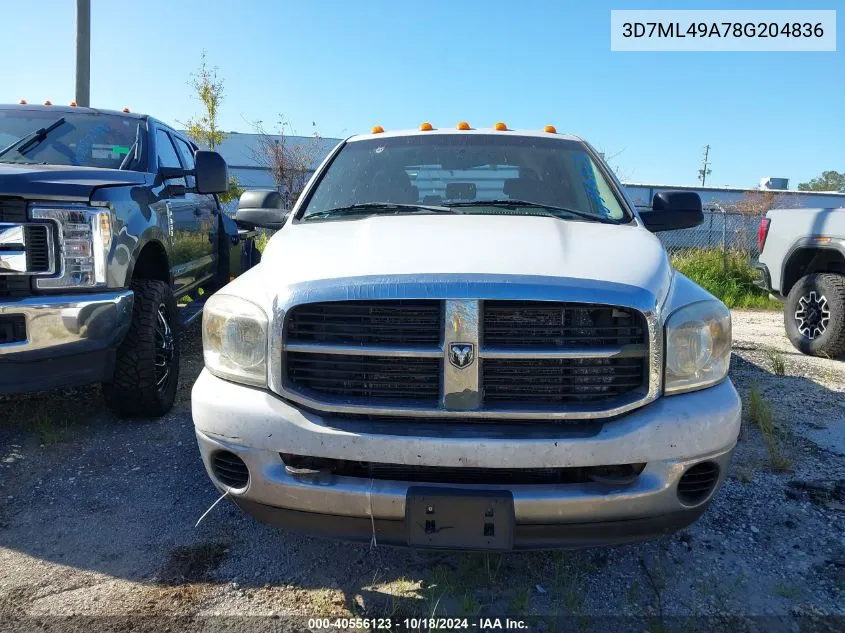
[192,371,741,549]
[0,290,133,394]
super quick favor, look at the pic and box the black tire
[784,272,845,358]
[103,279,180,417]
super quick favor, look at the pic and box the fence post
[718,204,727,272]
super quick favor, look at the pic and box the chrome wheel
[794,291,830,340]
[154,303,174,388]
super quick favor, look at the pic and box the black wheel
[784,273,845,358]
[103,279,180,417]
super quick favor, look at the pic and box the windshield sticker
[112,145,130,155]
[374,146,385,154]
[574,153,612,217]
[74,123,110,164]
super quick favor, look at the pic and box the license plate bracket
[406,487,515,550]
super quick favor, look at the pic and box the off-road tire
[784,272,845,358]
[103,279,180,417]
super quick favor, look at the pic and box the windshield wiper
[118,122,142,170]
[0,117,66,160]
[444,199,623,224]
[305,202,458,220]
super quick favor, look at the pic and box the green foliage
[184,51,226,150]
[220,175,244,205]
[797,170,845,192]
[172,230,211,264]
[255,231,270,253]
[670,249,780,309]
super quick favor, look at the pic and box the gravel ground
[1,309,844,631]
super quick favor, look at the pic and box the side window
[155,129,186,185]
[173,137,197,188]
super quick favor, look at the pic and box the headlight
[31,205,112,289]
[202,294,268,387]
[664,300,731,395]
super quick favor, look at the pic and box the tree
[249,116,322,207]
[183,51,242,204]
[797,170,845,192]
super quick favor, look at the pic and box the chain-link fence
[640,206,762,261]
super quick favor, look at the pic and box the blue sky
[2,0,841,187]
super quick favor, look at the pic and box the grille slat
[0,276,30,298]
[482,357,646,405]
[483,301,646,348]
[24,225,50,273]
[287,300,442,346]
[286,351,440,404]
[0,198,26,223]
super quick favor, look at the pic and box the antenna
[698,145,712,186]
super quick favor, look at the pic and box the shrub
[670,249,780,309]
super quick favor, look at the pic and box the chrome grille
[0,197,54,281]
[281,298,652,418]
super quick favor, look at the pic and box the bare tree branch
[248,116,322,207]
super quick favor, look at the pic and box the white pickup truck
[756,207,845,358]
[191,124,741,550]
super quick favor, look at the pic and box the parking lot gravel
[1,309,843,631]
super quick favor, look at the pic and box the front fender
[93,181,173,288]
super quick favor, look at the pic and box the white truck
[756,207,845,358]
[191,124,741,550]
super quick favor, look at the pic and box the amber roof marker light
[70,101,78,107]
[544,125,557,133]
[122,107,131,113]
[494,122,508,131]
[18,99,27,105]
[43,100,52,106]
[457,121,471,130]
[371,125,384,134]
[419,122,434,131]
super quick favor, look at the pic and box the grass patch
[510,586,531,613]
[763,347,787,376]
[670,249,780,309]
[31,416,67,445]
[255,231,270,253]
[747,384,793,471]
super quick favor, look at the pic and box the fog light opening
[211,451,249,489]
[678,461,720,505]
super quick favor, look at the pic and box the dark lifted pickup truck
[0,103,264,417]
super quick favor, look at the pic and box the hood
[0,162,148,201]
[260,214,672,301]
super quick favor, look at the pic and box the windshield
[299,134,629,222]
[0,109,145,170]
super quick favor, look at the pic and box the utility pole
[698,144,712,186]
[75,0,91,107]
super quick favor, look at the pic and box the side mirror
[194,150,229,194]
[639,191,704,232]
[235,190,289,230]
